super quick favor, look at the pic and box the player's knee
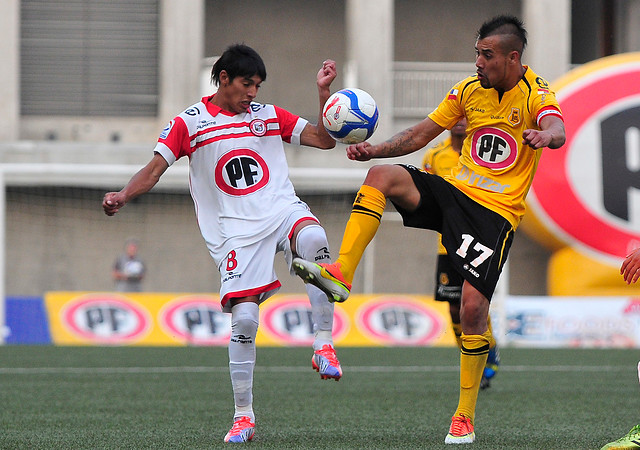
[294,224,331,263]
[231,302,259,337]
[364,165,394,190]
[460,293,490,331]
[367,164,407,186]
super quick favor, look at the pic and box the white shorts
[218,202,319,312]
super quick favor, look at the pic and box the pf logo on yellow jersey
[470,127,518,169]
[528,53,640,262]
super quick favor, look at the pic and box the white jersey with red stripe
[153,95,309,264]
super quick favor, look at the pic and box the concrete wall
[203,0,521,123]
[5,187,548,297]
[0,0,625,298]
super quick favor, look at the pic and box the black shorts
[392,164,514,301]
[434,254,463,304]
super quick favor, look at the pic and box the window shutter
[21,0,159,116]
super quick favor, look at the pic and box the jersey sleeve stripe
[154,142,177,165]
[536,106,563,125]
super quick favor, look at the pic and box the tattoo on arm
[380,128,418,157]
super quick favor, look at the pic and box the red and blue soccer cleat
[312,344,343,381]
[224,416,255,443]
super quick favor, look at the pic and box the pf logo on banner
[261,297,349,346]
[159,295,231,345]
[62,294,151,344]
[356,296,444,346]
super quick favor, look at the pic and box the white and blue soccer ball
[322,88,379,144]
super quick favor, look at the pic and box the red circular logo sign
[470,127,518,169]
[260,296,349,345]
[214,149,269,196]
[159,295,231,345]
[528,53,640,261]
[356,296,444,346]
[62,294,151,344]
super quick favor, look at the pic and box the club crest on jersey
[214,149,270,195]
[508,107,521,126]
[249,119,267,137]
[470,127,518,169]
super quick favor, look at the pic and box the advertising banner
[506,296,640,348]
[2,292,635,348]
[44,292,456,347]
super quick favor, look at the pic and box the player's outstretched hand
[621,247,640,284]
[346,142,374,161]
[317,60,337,90]
[103,192,125,216]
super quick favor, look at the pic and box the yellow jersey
[422,137,461,255]
[422,137,460,179]
[428,66,563,229]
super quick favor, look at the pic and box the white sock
[229,302,259,422]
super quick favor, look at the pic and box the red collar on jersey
[203,94,249,117]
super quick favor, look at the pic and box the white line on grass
[0,365,629,375]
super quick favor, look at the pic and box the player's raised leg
[293,183,386,302]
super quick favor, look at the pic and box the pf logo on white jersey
[470,127,518,169]
[215,149,270,195]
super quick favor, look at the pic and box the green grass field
[0,346,637,449]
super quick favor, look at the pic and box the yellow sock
[335,185,386,283]
[452,322,463,349]
[454,330,491,422]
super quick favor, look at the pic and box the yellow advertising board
[45,291,456,347]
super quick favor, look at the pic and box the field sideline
[0,346,637,449]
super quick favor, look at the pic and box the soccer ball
[322,88,379,144]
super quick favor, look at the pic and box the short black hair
[477,15,527,55]
[211,44,267,86]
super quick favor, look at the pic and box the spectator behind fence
[112,238,146,292]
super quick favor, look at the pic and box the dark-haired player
[103,44,343,444]
[293,15,565,444]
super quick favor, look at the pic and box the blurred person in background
[601,247,640,450]
[422,117,501,390]
[112,238,146,292]
[103,43,343,444]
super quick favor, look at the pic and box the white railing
[201,59,476,119]
[393,61,476,118]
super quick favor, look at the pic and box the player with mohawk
[294,15,565,444]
